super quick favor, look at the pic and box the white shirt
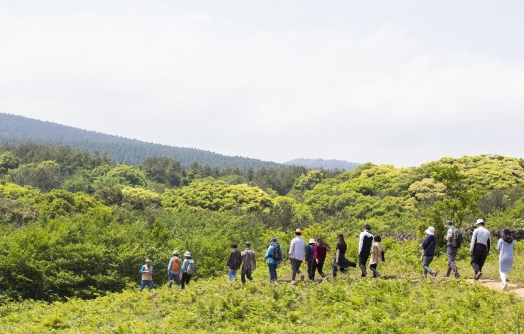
[470,226,491,252]
[289,236,305,260]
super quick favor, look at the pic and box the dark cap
[337,233,344,238]
[270,237,277,242]
[445,220,453,226]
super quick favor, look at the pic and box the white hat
[309,238,315,244]
[184,251,191,257]
[173,250,179,255]
[425,227,435,235]
[475,219,485,225]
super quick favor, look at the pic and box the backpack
[187,261,195,275]
[171,257,180,271]
[272,244,281,261]
[451,228,463,248]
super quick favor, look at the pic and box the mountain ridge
[0,113,279,169]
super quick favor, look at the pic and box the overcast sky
[1,1,523,166]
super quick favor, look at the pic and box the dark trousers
[471,243,488,274]
[268,263,278,282]
[241,268,253,284]
[370,264,380,277]
[291,259,303,280]
[359,252,370,277]
[181,273,191,289]
[307,260,314,280]
[332,263,348,277]
[422,256,435,276]
[446,246,460,277]
[312,260,325,280]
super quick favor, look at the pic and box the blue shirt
[306,244,315,262]
[422,235,437,257]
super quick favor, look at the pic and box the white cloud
[0,1,523,166]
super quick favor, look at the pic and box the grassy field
[1,240,523,333]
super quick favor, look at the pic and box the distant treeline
[0,113,280,169]
[284,158,361,171]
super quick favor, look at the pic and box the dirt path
[466,278,524,299]
[276,274,524,299]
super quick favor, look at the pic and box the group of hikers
[421,218,515,290]
[259,225,384,284]
[139,218,516,291]
[139,250,195,291]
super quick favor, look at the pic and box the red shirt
[313,244,327,260]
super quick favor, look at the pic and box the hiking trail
[467,278,524,299]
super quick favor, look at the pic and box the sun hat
[145,258,151,263]
[425,227,435,235]
[294,229,302,234]
[309,238,315,244]
[475,219,485,225]
[173,250,179,255]
[183,251,191,257]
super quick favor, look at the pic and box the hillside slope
[0,113,279,169]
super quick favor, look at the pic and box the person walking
[225,242,242,283]
[139,258,154,292]
[288,229,306,283]
[332,234,357,277]
[181,251,195,289]
[443,220,460,278]
[358,224,374,278]
[264,237,283,282]
[369,235,384,278]
[306,238,316,280]
[470,219,492,280]
[312,237,329,280]
[167,251,182,289]
[421,227,438,278]
[496,228,515,290]
[241,242,256,284]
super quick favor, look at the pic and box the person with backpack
[167,250,182,288]
[264,237,283,282]
[312,237,329,280]
[443,220,461,278]
[139,258,154,292]
[332,234,357,277]
[369,235,384,278]
[496,228,515,290]
[180,251,195,289]
[241,242,256,284]
[470,219,491,280]
[288,229,306,283]
[306,238,316,280]
[420,226,438,278]
[358,224,374,278]
[225,242,242,283]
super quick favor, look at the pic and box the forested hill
[284,158,361,170]
[0,113,279,169]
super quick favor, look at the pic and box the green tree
[423,165,482,245]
